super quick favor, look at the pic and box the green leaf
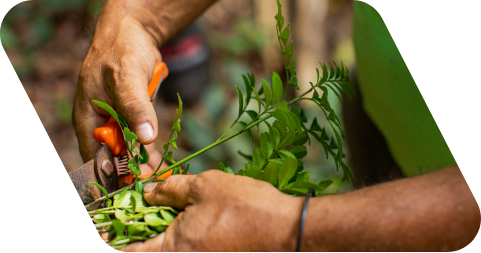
[290,145,307,159]
[282,181,321,192]
[112,219,126,238]
[247,72,256,87]
[310,118,322,131]
[253,147,265,167]
[275,0,284,30]
[176,93,183,119]
[271,72,283,105]
[182,163,190,175]
[297,160,304,173]
[287,60,296,70]
[244,163,252,174]
[89,182,109,199]
[238,150,253,161]
[114,209,130,221]
[139,144,150,164]
[286,110,303,133]
[325,83,342,101]
[270,110,289,131]
[269,126,281,149]
[128,157,141,176]
[225,167,235,175]
[318,180,334,192]
[93,214,111,224]
[260,133,274,159]
[297,171,309,182]
[246,110,258,121]
[117,114,129,128]
[242,75,252,107]
[328,63,335,80]
[170,132,178,150]
[247,165,263,180]
[252,88,262,114]
[237,169,246,176]
[329,138,338,149]
[172,118,181,132]
[279,24,290,45]
[282,41,293,57]
[277,150,296,160]
[217,162,226,171]
[92,100,119,123]
[172,166,180,175]
[135,181,144,195]
[165,151,174,164]
[258,84,264,96]
[160,209,176,224]
[293,131,308,145]
[130,190,146,211]
[278,157,298,188]
[263,161,279,187]
[261,78,272,107]
[319,62,328,84]
[144,213,169,226]
[114,189,131,207]
[235,85,244,117]
[273,121,287,139]
[289,76,299,89]
[124,127,138,142]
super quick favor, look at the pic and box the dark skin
[118,166,479,251]
[74,0,481,251]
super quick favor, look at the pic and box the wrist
[269,193,305,251]
[97,0,164,47]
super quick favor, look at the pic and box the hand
[73,8,161,162]
[120,170,303,251]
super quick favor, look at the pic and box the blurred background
[1,0,355,192]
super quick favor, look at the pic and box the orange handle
[93,62,169,156]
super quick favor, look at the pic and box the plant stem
[85,86,317,208]
[217,117,239,141]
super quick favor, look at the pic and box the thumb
[113,66,158,144]
[143,175,196,210]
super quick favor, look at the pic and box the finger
[112,60,158,144]
[143,175,196,209]
[120,233,166,252]
[73,94,109,162]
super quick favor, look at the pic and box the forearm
[303,166,480,251]
[96,0,218,47]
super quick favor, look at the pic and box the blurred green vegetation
[1,0,353,192]
[1,0,104,80]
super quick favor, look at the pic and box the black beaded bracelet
[296,188,315,252]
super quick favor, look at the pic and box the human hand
[73,8,162,162]
[120,170,303,251]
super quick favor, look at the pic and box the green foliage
[217,0,354,194]
[89,189,179,248]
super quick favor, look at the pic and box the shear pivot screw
[101,160,114,178]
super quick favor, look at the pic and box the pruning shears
[69,62,169,204]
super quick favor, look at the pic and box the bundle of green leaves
[88,183,179,248]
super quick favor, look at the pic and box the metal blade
[150,69,166,102]
[69,144,118,204]
[69,159,100,204]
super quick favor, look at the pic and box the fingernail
[135,123,154,142]
[143,183,158,194]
